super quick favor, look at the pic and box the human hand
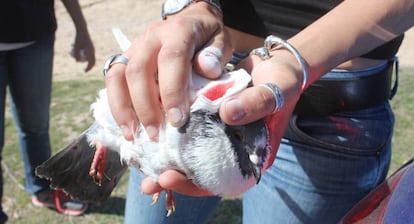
[104,2,230,142]
[220,47,305,169]
[141,170,213,197]
[71,31,96,72]
[139,46,305,197]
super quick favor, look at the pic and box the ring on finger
[103,54,129,76]
[249,47,271,60]
[260,83,285,113]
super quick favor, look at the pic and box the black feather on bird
[35,69,271,215]
[35,123,128,203]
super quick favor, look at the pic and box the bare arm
[222,0,414,125]
[61,0,96,72]
[289,0,414,85]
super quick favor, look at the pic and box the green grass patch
[389,67,414,172]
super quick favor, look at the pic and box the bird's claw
[150,190,176,216]
[89,140,107,186]
[166,190,176,216]
[151,192,160,205]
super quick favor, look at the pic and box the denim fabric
[243,103,393,224]
[125,168,221,224]
[0,34,54,201]
[124,63,394,224]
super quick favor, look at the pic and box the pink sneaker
[32,189,88,216]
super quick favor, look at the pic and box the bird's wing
[35,123,128,202]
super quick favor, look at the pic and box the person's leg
[244,95,394,224]
[7,35,87,216]
[244,135,391,224]
[244,60,397,224]
[125,167,222,224]
[243,62,395,224]
[0,51,10,223]
[7,36,54,194]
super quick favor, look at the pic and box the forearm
[289,0,414,85]
[61,0,89,33]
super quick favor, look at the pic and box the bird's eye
[234,130,244,141]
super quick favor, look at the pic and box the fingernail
[224,98,246,121]
[167,107,185,126]
[145,125,159,141]
[120,125,132,139]
[199,47,223,76]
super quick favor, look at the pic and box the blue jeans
[0,35,54,210]
[124,62,394,224]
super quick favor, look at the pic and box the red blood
[203,80,235,101]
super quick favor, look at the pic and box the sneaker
[32,189,88,216]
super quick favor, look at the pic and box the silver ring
[250,47,271,60]
[102,54,129,76]
[264,35,285,50]
[261,83,285,113]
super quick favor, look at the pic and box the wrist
[264,36,308,92]
[250,36,309,94]
[269,50,305,96]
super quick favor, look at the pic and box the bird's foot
[151,192,160,205]
[150,190,176,216]
[165,190,176,217]
[89,140,107,186]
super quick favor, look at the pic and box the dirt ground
[53,0,164,81]
[53,0,414,82]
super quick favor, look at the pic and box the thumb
[193,31,232,79]
[219,85,277,125]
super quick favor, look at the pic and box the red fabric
[202,80,235,101]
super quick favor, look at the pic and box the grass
[2,67,414,223]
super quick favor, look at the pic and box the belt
[294,58,398,116]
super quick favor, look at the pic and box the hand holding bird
[36,67,270,216]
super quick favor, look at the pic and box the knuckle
[253,88,274,114]
[125,61,145,78]
[161,86,185,105]
[158,47,187,61]
[144,21,163,36]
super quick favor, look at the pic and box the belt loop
[389,56,399,100]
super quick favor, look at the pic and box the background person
[0,0,95,221]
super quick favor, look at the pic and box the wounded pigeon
[35,68,270,215]
[36,28,271,215]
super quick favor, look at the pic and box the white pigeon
[36,30,271,216]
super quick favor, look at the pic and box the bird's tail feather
[35,123,128,203]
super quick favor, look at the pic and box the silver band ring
[261,83,285,113]
[250,47,271,60]
[102,54,129,76]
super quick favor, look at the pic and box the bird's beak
[253,165,262,184]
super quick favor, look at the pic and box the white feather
[86,29,259,196]
[86,68,256,196]
[112,28,131,52]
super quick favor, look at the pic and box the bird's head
[180,109,270,190]
[225,118,270,183]
[184,68,270,192]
